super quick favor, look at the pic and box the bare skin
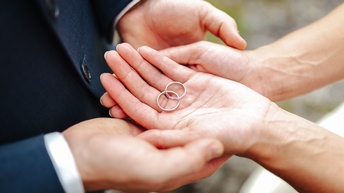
[60,1,249,191]
[63,118,224,192]
[158,3,344,101]
[100,43,344,193]
[118,0,246,50]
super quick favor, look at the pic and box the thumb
[138,129,224,159]
[155,137,225,192]
[201,2,247,49]
[138,129,201,149]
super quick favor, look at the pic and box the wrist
[243,102,287,159]
[245,105,295,163]
[246,44,307,101]
[246,106,344,192]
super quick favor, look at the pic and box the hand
[118,0,246,50]
[100,43,278,156]
[99,41,253,118]
[63,118,225,192]
[159,41,268,99]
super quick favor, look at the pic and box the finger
[161,42,246,80]
[158,138,224,185]
[116,43,172,92]
[100,73,160,129]
[138,46,196,83]
[201,2,246,49]
[138,129,201,149]
[168,155,230,189]
[139,130,230,190]
[159,42,207,67]
[100,92,117,108]
[109,105,128,119]
[104,49,161,111]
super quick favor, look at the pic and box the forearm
[248,3,344,101]
[248,106,344,192]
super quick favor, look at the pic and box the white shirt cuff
[113,0,140,44]
[44,132,84,193]
[114,0,140,27]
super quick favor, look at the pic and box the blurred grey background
[172,1,344,193]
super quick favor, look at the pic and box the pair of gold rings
[156,82,187,112]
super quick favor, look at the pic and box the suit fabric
[0,0,131,192]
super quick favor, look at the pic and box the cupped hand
[118,0,246,50]
[100,43,277,156]
[63,118,224,192]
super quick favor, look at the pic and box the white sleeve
[113,0,141,44]
[114,0,141,27]
[44,132,84,193]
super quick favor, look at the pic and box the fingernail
[108,110,113,117]
[104,51,108,59]
[209,143,223,158]
[100,73,107,80]
[99,95,104,106]
[116,44,121,50]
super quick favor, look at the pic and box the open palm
[101,43,274,155]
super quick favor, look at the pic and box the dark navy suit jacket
[0,0,131,192]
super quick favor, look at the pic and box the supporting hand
[159,41,265,96]
[63,118,224,192]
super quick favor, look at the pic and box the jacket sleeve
[0,135,64,193]
[91,0,132,42]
